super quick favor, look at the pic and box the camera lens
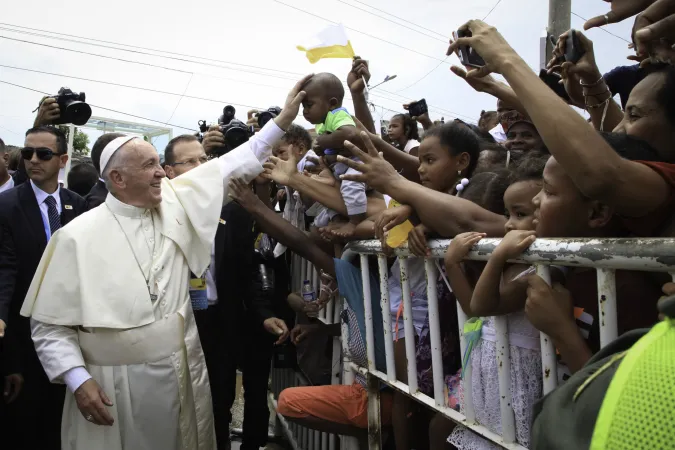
[64,101,92,126]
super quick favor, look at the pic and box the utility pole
[545,0,572,64]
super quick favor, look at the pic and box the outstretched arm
[228,179,335,276]
[449,20,670,218]
[336,134,506,237]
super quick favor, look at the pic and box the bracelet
[580,75,604,87]
[586,98,610,109]
[583,89,611,104]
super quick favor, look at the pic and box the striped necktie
[44,196,61,236]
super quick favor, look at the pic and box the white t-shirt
[403,139,420,154]
[489,124,507,143]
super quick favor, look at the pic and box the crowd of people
[1,1,675,449]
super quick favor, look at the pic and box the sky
[0,0,635,153]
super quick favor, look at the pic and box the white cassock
[20,122,285,450]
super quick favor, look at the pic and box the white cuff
[63,366,92,393]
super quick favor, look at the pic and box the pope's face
[118,141,166,208]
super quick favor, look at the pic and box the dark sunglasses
[21,147,64,161]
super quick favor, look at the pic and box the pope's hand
[274,74,313,131]
[74,379,114,426]
[263,318,290,345]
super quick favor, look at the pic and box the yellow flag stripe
[297,41,355,64]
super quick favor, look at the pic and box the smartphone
[564,29,585,64]
[539,69,572,104]
[408,99,428,118]
[453,30,486,68]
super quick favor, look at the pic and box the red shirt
[622,161,675,237]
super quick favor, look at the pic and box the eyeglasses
[169,156,209,167]
[21,147,64,161]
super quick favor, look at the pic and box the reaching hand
[290,323,322,345]
[74,379,114,426]
[263,317,290,345]
[347,57,371,94]
[408,224,430,257]
[373,205,413,240]
[3,373,23,404]
[402,101,431,125]
[246,110,262,134]
[0,319,5,338]
[525,275,575,339]
[275,74,313,130]
[447,20,519,78]
[444,232,486,267]
[494,230,537,261]
[583,0,657,30]
[34,97,61,127]
[547,30,600,80]
[337,131,402,194]
[202,125,225,155]
[263,154,299,187]
[450,65,498,94]
[228,178,260,211]
[633,0,675,61]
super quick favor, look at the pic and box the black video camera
[50,87,92,126]
[257,106,282,129]
[197,105,254,157]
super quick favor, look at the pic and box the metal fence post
[536,265,558,394]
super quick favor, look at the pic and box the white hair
[102,147,131,192]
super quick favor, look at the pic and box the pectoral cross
[148,284,158,302]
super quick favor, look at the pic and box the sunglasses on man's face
[21,147,63,161]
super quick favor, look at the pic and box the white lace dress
[448,312,543,449]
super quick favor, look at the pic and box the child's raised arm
[444,232,486,316]
[470,230,536,316]
[315,125,361,152]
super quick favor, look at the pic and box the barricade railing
[272,253,344,450]
[341,237,675,450]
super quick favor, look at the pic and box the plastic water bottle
[301,280,316,302]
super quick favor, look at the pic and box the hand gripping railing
[341,237,675,450]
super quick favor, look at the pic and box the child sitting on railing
[444,155,550,449]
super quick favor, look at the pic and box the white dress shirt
[0,176,14,194]
[30,180,61,241]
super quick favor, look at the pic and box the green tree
[57,125,91,156]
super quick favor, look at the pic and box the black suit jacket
[213,203,275,332]
[0,182,87,375]
[84,179,108,211]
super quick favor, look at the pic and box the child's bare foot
[319,220,346,242]
[330,221,357,238]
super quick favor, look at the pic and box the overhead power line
[0,22,305,78]
[393,0,504,94]
[273,0,450,64]
[344,0,447,38]
[570,12,631,44]
[0,79,197,131]
[333,0,447,43]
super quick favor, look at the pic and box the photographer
[164,133,289,450]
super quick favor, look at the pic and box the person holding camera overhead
[0,124,87,450]
[18,75,310,450]
[164,131,290,450]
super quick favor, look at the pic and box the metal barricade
[270,256,344,450]
[341,237,675,450]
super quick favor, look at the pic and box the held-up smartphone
[453,30,486,68]
[564,29,585,64]
[408,99,428,118]
[539,69,572,104]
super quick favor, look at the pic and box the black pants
[195,305,274,450]
[1,357,64,450]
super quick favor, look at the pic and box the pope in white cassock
[20,75,312,450]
